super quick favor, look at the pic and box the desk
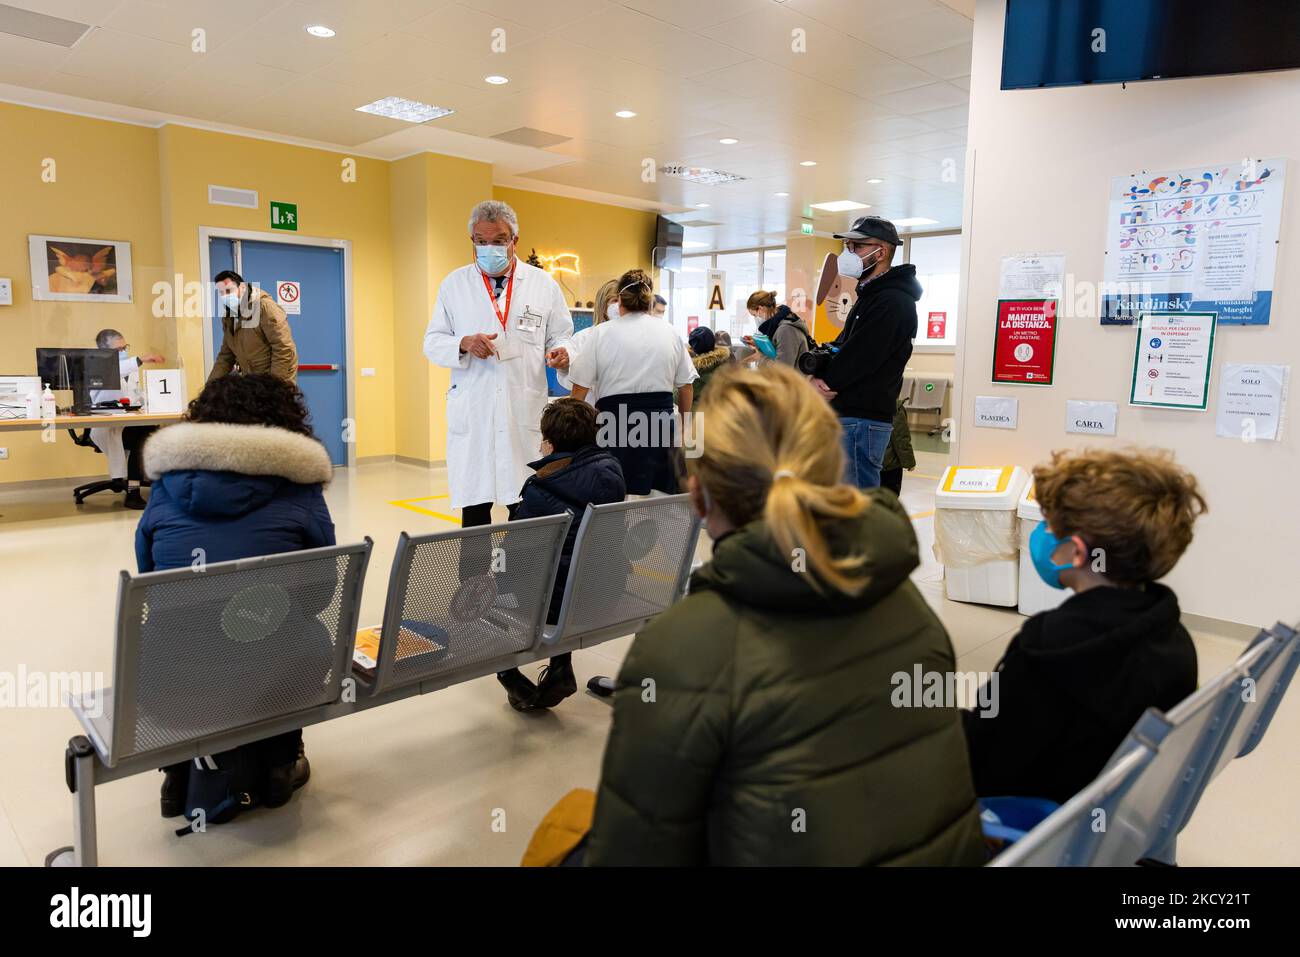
[0,411,183,433]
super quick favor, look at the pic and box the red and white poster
[687,315,699,333]
[992,299,1058,385]
[927,311,946,339]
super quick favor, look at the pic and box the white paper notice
[1130,311,1217,411]
[974,395,1019,429]
[1066,399,1118,435]
[144,369,185,414]
[947,468,1004,492]
[1194,225,1258,303]
[999,253,1066,299]
[1215,363,1288,441]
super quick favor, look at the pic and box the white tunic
[423,258,573,509]
[567,311,698,398]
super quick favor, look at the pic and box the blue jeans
[840,417,893,490]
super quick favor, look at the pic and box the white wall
[955,0,1300,627]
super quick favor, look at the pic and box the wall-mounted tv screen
[654,216,684,271]
[1002,0,1300,90]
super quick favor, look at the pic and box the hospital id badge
[517,307,543,332]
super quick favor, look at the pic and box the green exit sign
[270,201,298,231]
[800,222,813,235]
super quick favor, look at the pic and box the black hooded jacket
[823,264,922,422]
[962,583,1198,803]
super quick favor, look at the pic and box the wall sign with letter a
[706,269,726,313]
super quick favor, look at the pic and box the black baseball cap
[833,215,900,246]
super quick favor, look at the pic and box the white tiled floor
[0,451,1295,865]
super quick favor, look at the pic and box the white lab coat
[424,258,573,509]
[89,353,145,480]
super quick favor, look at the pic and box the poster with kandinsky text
[1102,159,1285,325]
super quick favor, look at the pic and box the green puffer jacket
[585,490,986,866]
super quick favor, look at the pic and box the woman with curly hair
[135,372,335,822]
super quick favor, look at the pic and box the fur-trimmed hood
[145,422,332,484]
[692,346,732,375]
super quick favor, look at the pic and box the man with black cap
[811,215,922,490]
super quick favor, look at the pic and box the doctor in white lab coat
[423,200,574,527]
[88,328,165,509]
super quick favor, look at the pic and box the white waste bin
[1016,482,1071,617]
[933,465,1028,607]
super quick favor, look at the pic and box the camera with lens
[796,343,840,378]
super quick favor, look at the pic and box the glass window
[907,233,961,349]
[671,255,710,340]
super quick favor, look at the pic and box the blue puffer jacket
[135,421,336,573]
[513,444,626,623]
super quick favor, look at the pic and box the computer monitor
[35,348,120,415]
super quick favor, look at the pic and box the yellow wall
[0,103,165,482]
[493,186,657,307]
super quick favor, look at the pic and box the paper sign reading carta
[974,395,1018,429]
[1129,311,1216,410]
[1215,363,1288,441]
[144,368,185,414]
[992,299,1057,385]
[275,280,301,315]
[1066,399,1118,435]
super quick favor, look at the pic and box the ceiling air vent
[659,164,748,186]
[208,185,259,210]
[0,3,91,46]
[491,127,572,148]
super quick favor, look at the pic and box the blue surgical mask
[1029,520,1075,589]
[220,292,240,312]
[475,244,511,275]
[118,349,129,360]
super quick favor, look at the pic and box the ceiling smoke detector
[658,164,748,186]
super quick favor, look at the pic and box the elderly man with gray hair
[423,199,574,531]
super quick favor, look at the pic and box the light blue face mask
[220,292,241,312]
[475,244,511,275]
[1029,520,1076,589]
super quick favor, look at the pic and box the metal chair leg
[47,736,98,867]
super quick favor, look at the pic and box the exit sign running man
[270,201,298,231]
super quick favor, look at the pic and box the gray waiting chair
[544,494,702,654]
[908,375,948,435]
[51,540,373,866]
[360,514,572,697]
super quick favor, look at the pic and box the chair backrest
[898,374,916,405]
[365,514,571,695]
[990,743,1155,866]
[1236,621,1299,758]
[546,494,701,647]
[107,540,372,765]
[909,375,948,411]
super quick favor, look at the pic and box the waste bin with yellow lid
[933,465,1028,607]
[1016,481,1072,617]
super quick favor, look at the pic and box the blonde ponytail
[687,362,873,596]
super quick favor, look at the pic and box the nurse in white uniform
[89,328,164,509]
[423,200,574,528]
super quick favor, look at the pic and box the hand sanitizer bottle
[23,388,38,419]
[41,383,57,420]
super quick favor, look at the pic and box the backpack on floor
[174,747,266,836]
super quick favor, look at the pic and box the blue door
[209,238,349,465]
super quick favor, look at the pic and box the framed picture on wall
[27,234,133,303]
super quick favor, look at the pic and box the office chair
[66,429,149,505]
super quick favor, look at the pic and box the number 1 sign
[144,368,186,414]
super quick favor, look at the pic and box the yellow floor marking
[908,509,935,520]
[912,473,943,480]
[388,494,459,523]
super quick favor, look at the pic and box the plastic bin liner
[933,508,1019,569]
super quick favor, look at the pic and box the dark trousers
[121,425,155,483]
[880,467,903,496]
[162,729,302,786]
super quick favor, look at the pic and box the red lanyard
[479,265,515,331]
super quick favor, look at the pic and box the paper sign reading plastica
[1066,400,1118,436]
[974,395,1018,429]
[948,468,1004,492]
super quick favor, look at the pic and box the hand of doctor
[545,346,570,370]
[460,333,498,359]
[140,353,165,364]
[810,377,838,401]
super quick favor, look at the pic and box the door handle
[298,364,339,371]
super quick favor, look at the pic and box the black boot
[264,741,310,809]
[160,765,188,818]
[496,668,538,711]
[124,487,147,510]
[533,654,577,709]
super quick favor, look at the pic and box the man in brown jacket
[209,270,298,384]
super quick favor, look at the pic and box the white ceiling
[0,0,973,249]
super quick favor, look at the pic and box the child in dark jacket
[496,398,626,711]
[962,448,1205,804]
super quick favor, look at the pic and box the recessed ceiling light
[800,160,817,167]
[355,96,454,123]
[718,137,739,145]
[615,110,637,118]
[305,25,335,38]
[774,191,790,197]
[810,200,870,212]
[892,217,940,227]
[866,178,884,184]
[484,75,509,85]
[683,241,710,249]
[694,203,711,208]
